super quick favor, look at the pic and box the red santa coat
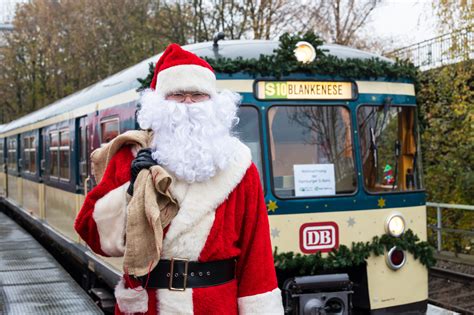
[74,141,283,314]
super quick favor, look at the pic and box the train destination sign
[256,81,354,100]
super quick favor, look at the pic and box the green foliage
[274,229,435,276]
[207,32,417,80]
[137,63,156,91]
[433,1,472,33]
[417,61,473,205]
[417,60,473,254]
[137,32,417,90]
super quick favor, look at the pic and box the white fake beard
[137,89,241,183]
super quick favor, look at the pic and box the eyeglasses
[166,92,211,103]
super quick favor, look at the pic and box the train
[0,37,428,314]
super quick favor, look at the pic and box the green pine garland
[274,229,435,276]
[137,62,155,91]
[137,32,417,90]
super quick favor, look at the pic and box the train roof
[1,40,392,134]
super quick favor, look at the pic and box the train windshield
[268,106,356,198]
[358,105,423,192]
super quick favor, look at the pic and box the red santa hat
[150,43,216,96]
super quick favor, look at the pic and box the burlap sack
[89,130,178,276]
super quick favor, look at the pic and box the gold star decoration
[377,197,386,208]
[267,200,278,213]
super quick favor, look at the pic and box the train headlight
[294,41,316,64]
[385,213,405,237]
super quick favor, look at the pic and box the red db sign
[299,222,339,254]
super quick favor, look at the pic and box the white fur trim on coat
[156,64,216,96]
[238,288,284,315]
[157,289,193,315]
[93,182,128,257]
[156,139,251,314]
[115,278,149,314]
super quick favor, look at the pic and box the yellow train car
[0,38,428,313]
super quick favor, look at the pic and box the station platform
[0,211,103,314]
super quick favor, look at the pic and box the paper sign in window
[293,164,336,197]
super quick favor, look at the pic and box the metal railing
[426,202,474,252]
[388,27,473,70]
[0,24,13,31]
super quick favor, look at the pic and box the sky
[364,0,439,48]
[0,0,28,24]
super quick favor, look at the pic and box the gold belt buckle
[169,257,189,291]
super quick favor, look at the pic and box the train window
[31,136,37,173]
[23,134,36,173]
[358,105,423,192]
[0,139,4,171]
[268,106,356,198]
[22,136,28,171]
[235,106,264,186]
[101,117,120,144]
[50,132,59,178]
[7,137,17,172]
[49,130,70,181]
[59,130,70,180]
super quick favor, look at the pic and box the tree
[157,0,383,44]
[416,1,473,254]
[433,0,473,33]
[0,0,169,123]
[302,0,382,48]
[424,2,474,203]
[0,0,386,123]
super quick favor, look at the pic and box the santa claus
[74,43,284,314]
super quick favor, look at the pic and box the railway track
[429,267,474,314]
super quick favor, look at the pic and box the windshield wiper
[392,140,401,190]
[370,127,378,169]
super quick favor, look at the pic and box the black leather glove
[127,148,157,196]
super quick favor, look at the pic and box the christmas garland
[273,229,435,276]
[137,62,156,91]
[138,32,417,90]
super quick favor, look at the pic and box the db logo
[299,222,339,253]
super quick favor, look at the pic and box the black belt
[135,258,236,291]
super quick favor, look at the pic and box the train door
[39,128,46,180]
[39,128,46,218]
[0,138,6,197]
[6,136,19,201]
[20,131,40,217]
[77,116,90,195]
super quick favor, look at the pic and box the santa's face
[137,89,242,183]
